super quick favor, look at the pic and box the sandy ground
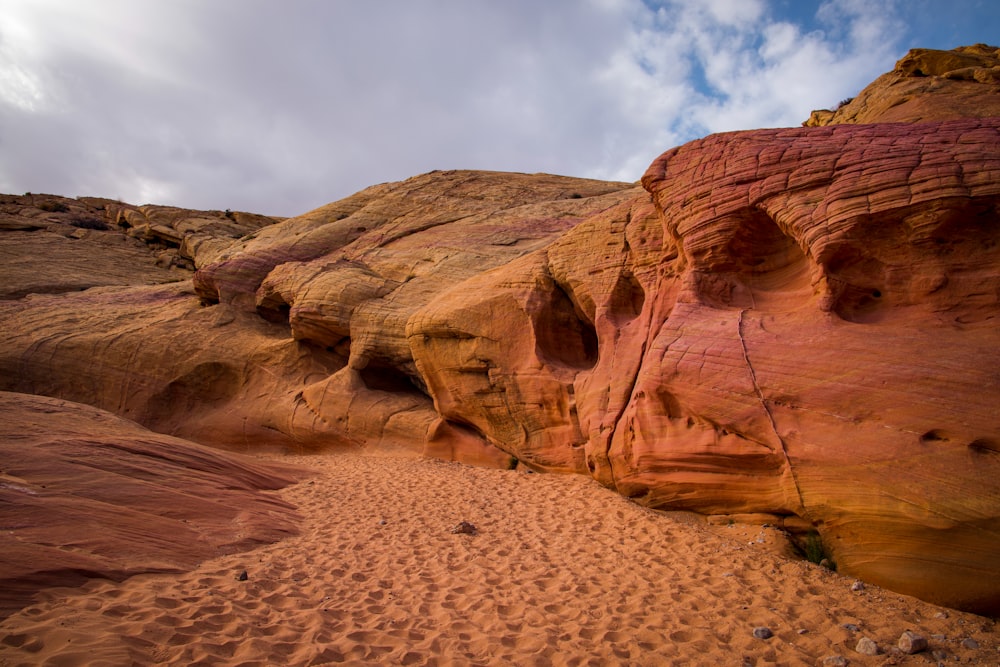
[0,451,997,666]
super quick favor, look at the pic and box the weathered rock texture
[805,44,1000,126]
[0,391,303,619]
[0,193,279,299]
[2,49,999,614]
[634,118,1000,614]
[405,118,1000,614]
[1,172,636,455]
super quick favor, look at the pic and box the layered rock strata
[406,118,1000,613]
[1,172,636,454]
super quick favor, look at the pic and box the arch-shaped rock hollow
[606,269,646,325]
[726,209,812,310]
[256,290,292,324]
[532,280,598,371]
[687,209,813,312]
[145,361,242,433]
[357,357,429,397]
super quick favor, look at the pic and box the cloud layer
[0,0,984,215]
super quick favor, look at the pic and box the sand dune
[1,451,997,666]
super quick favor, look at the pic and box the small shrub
[798,531,836,570]
[803,532,825,562]
[836,97,854,110]
[39,201,70,213]
[69,216,109,231]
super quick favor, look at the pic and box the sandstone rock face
[805,44,1000,126]
[635,118,1000,614]
[0,193,279,299]
[0,281,349,451]
[409,119,1000,614]
[2,66,1000,614]
[106,202,281,269]
[189,170,636,459]
[0,391,303,619]
[1,172,636,456]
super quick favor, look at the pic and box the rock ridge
[805,44,1000,126]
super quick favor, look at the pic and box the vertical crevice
[737,307,806,512]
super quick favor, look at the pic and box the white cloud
[0,0,913,215]
[626,0,904,136]
[0,15,50,112]
[703,0,767,27]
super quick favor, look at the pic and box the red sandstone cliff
[2,46,999,615]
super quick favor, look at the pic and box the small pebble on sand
[897,630,927,654]
[855,637,879,656]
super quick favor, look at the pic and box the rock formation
[0,193,280,299]
[805,44,1000,126]
[0,391,303,619]
[2,47,999,614]
[636,117,1000,614]
[406,117,1000,614]
[1,172,636,454]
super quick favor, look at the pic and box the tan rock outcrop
[0,391,303,619]
[0,281,348,450]
[190,170,637,458]
[1,173,636,456]
[0,193,279,299]
[805,44,1000,126]
[108,203,280,268]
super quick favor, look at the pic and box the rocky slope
[0,391,304,619]
[1,46,999,615]
[0,193,280,299]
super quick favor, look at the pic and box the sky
[1,1,997,217]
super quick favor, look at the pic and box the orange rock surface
[2,49,999,614]
[408,118,1000,614]
[1,172,635,454]
[0,391,304,619]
